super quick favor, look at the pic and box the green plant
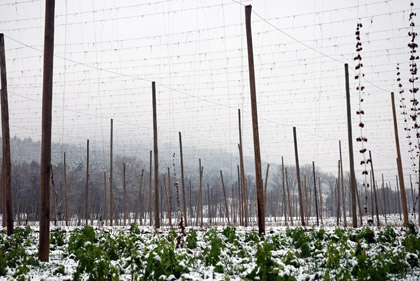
[244,231,261,245]
[378,226,397,244]
[402,233,420,255]
[143,239,187,280]
[325,242,340,269]
[68,226,119,281]
[406,220,418,235]
[203,231,224,268]
[50,229,66,247]
[247,240,281,281]
[185,231,197,249]
[222,226,237,244]
[290,227,311,258]
[358,227,375,244]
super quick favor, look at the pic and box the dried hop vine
[354,22,369,182]
[408,2,419,160]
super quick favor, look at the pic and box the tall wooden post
[110,119,114,226]
[237,164,242,225]
[282,157,287,225]
[220,170,230,225]
[336,160,341,225]
[163,175,171,226]
[396,175,402,221]
[369,151,380,227]
[199,159,204,227]
[293,127,305,227]
[1,162,5,227]
[345,63,358,227]
[391,92,409,224]
[63,152,68,226]
[38,0,55,261]
[152,82,160,228]
[167,168,172,225]
[245,5,264,233]
[339,141,347,227]
[0,33,13,236]
[149,150,152,226]
[123,163,127,226]
[207,183,211,224]
[312,162,319,226]
[0,34,13,236]
[285,168,293,225]
[85,139,89,225]
[319,177,323,225]
[179,132,187,226]
[304,176,309,225]
[238,110,247,226]
[135,169,144,225]
[263,163,270,219]
[104,172,107,225]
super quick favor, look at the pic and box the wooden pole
[237,164,242,225]
[134,169,144,225]
[123,163,127,226]
[167,168,172,226]
[396,175,402,221]
[344,63,358,227]
[110,119,114,226]
[282,157,287,225]
[189,180,192,224]
[0,34,13,236]
[38,0,55,261]
[1,162,4,227]
[312,162,319,226]
[103,172,107,225]
[220,170,230,225]
[245,5,264,233]
[293,127,305,227]
[304,176,309,225]
[369,151,380,227]
[263,163,270,220]
[390,93,409,224]
[64,152,68,226]
[207,183,211,225]
[285,168,293,225]
[238,110,247,226]
[178,132,187,226]
[152,82,160,228]
[85,139,89,225]
[319,177,323,225]
[339,141,347,227]
[238,143,247,226]
[149,150,152,226]
[163,174,170,226]
[199,160,203,227]
[355,181,363,226]
[381,174,388,224]
[337,160,341,226]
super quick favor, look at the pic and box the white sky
[0,0,419,187]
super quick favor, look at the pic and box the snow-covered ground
[1,214,420,281]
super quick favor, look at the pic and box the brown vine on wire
[397,64,416,167]
[408,2,419,171]
[354,22,369,185]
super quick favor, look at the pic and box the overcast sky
[0,0,419,187]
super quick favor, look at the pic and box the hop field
[1,223,420,280]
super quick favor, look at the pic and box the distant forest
[0,136,408,226]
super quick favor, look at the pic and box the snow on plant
[1,224,420,280]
